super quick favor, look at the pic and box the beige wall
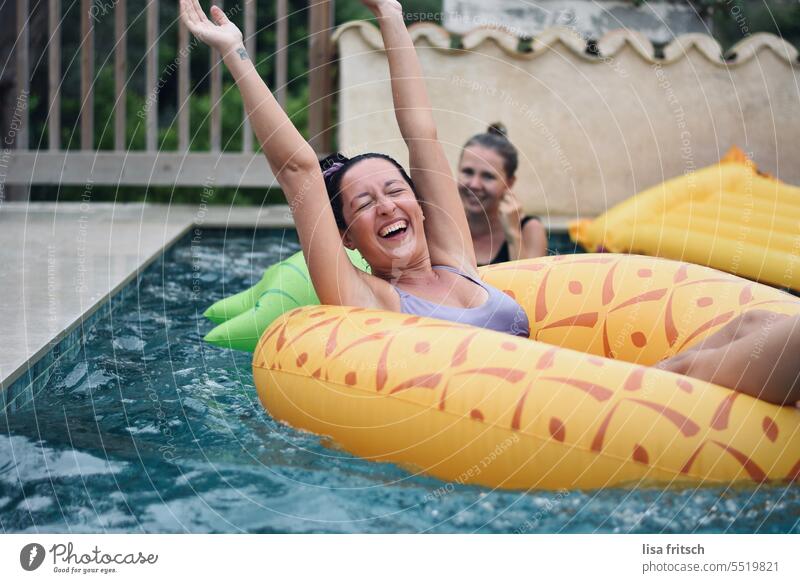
[334,22,800,218]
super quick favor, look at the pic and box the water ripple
[2,229,797,533]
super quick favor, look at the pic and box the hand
[361,0,402,16]
[180,0,243,54]
[498,190,524,241]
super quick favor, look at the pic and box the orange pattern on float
[253,254,800,490]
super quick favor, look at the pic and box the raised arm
[179,0,374,306]
[364,1,477,273]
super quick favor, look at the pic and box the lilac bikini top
[393,265,530,337]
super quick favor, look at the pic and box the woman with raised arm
[179,0,530,338]
[180,0,800,406]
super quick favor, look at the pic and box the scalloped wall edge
[332,21,800,66]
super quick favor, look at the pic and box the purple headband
[322,162,344,179]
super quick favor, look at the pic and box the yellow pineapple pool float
[253,254,800,490]
[570,147,800,292]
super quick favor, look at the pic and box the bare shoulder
[352,270,403,312]
[521,218,548,258]
[522,217,545,232]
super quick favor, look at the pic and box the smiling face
[337,157,427,273]
[458,145,515,219]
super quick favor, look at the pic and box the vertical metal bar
[48,0,60,150]
[178,5,190,152]
[16,0,30,150]
[114,0,127,151]
[146,0,158,151]
[276,0,287,108]
[308,0,333,153]
[210,0,223,153]
[80,0,94,150]
[242,0,255,152]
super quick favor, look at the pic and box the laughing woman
[180,0,800,406]
[179,0,530,338]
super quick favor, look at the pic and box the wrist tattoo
[236,47,249,60]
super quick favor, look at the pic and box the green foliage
[627,0,726,16]
[337,0,444,23]
[30,0,337,204]
[711,0,800,51]
[29,0,449,204]
[628,1,800,49]
[36,0,315,151]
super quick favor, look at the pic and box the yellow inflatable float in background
[570,148,800,292]
[253,254,800,491]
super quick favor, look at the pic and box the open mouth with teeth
[378,219,409,240]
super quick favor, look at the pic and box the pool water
[1,229,798,533]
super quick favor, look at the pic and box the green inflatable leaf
[203,248,370,351]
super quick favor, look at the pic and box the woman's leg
[667,314,800,405]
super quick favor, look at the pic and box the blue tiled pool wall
[1,226,301,414]
[1,255,163,414]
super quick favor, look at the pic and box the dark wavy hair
[319,152,417,229]
[461,122,518,179]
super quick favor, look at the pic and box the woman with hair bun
[458,123,548,265]
[179,0,531,338]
